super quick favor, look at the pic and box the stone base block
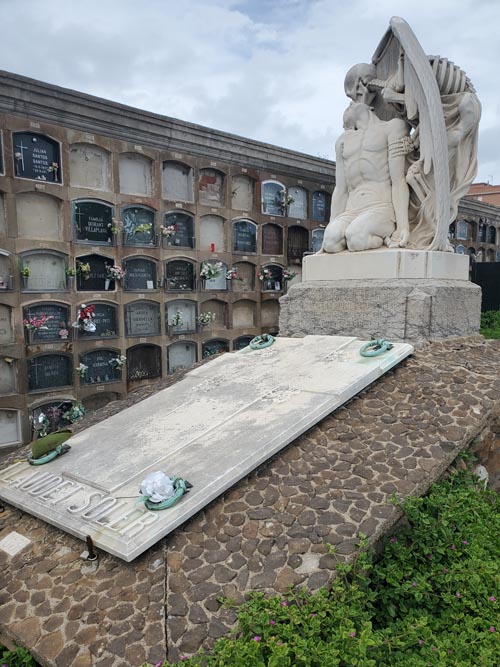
[279,279,481,344]
[303,250,469,281]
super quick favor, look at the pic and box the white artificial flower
[140,471,175,503]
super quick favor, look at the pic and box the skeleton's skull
[344,63,377,104]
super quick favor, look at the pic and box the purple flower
[348,631,356,638]
[277,641,283,646]
[390,537,397,543]
[443,567,448,573]
[462,540,468,544]
[489,627,496,633]
[489,596,496,602]
[412,581,417,587]
[450,544,456,550]
[418,639,424,646]
[281,600,288,606]
[432,646,437,652]
[455,592,462,598]
[155,662,163,667]
[310,613,317,617]
[253,636,261,642]
[269,619,276,626]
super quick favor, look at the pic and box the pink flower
[489,627,496,632]
[348,631,356,638]
[253,636,261,642]
[432,646,437,652]
[269,619,276,626]
[310,613,317,617]
[277,641,283,646]
[418,639,424,646]
[281,601,288,606]
[155,662,163,666]
[390,537,397,543]
[462,540,468,545]
[450,544,456,550]
[412,582,417,587]
[489,596,496,602]
[455,592,462,598]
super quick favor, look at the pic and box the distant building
[450,197,500,262]
[467,182,500,207]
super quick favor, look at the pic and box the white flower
[140,471,175,503]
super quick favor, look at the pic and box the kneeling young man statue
[321,101,411,253]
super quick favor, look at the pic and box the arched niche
[232,261,255,292]
[30,398,76,435]
[23,302,70,343]
[262,224,283,255]
[162,161,194,202]
[165,259,195,292]
[83,392,120,412]
[233,336,253,351]
[119,153,153,196]
[199,168,225,206]
[16,192,61,240]
[76,253,115,291]
[122,205,156,247]
[231,175,254,211]
[13,131,61,183]
[312,190,330,222]
[448,222,456,239]
[233,219,257,253]
[288,186,308,219]
[0,357,16,394]
[124,300,161,337]
[69,143,111,190]
[0,250,12,290]
[73,199,114,245]
[455,244,466,255]
[261,300,280,327]
[487,226,496,244]
[166,300,197,334]
[77,301,118,339]
[127,344,162,381]
[80,349,122,384]
[27,353,72,392]
[260,264,284,292]
[123,256,158,291]
[0,304,13,343]
[202,339,229,358]
[20,250,67,291]
[477,248,485,261]
[232,300,256,328]
[201,260,228,291]
[163,211,194,248]
[311,227,325,253]
[0,194,6,235]
[167,341,197,373]
[200,299,227,327]
[456,220,468,240]
[0,409,21,447]
[200,214,225,251]
[261,180,286,216]
[486,248,496,262]
[287,225,309,263]
[477,223,487,243]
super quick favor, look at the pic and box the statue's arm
[387,119,410,247]
[330,136,348,218]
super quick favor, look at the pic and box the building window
[12,132,61,183]
[487,226,496,244]
[477,224,486,243]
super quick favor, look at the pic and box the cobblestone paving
[1,337,499,666]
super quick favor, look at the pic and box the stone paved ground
[1,336,500,666]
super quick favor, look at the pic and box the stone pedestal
[280,251,481,344]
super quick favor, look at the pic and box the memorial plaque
[166,300,197,333]
[0,358,16,394]
[22,253,66,291]
[311,228,325,253]
[0,336,413,560]
[168,341,197,373]
[262,182,284,216]
[202,339,229,358]
[74,201,113,244]
[12,132,61,183]
[122,207,156,246]
[288,186,307,219]
[127,345,161,381]
[79,303,117,338]
[125,301,160,336]
[164,212,194,248]
[0,305,13,343]
[81,350,121,384]
[262,224,283,255]
[24,303,69,342]
[233,219,257,253]
[77,255,114,292]
[0,532,32,556]
[166,260,194,291]
[312,191,328,222]
[124,258,157,291]
[28,354,72,391]
[233,336,253,351]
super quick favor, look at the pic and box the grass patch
[480,310,500,339]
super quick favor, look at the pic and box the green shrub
[149,471,499,666]
[480,310,500,339]
[0,645,38,667]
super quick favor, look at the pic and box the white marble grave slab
[0,531,32,556]
[0,336,413,561]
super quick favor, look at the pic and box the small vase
[21,275,29,290]
[67,276,74,290]
[105,279,110,290]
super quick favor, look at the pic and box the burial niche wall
[167,341,197,373]
[0,304,13,343]
[119,153,152,196]
[122,206,156,246]
[233,335,253,350]
[80,349,122,385]
[123,257,157,291]
[262,180,286,216]
[231,175,254,211]
[23,303,70,343]
[232,300,255,328]
[0,252,11,291]
[262,224,283,256]
[261,300,280,327]
[28,354,72,392]
[312,228,325,252]
[199,168,225,207]
[312,190,330,222]
[260,264,284,291]
[0,409,21,447]
[202,339,229,358]
[288,186,308,219]
[16,192,61,240]
[200,299,226,327]
[83,392,119,412]
[78,302,118,338]
[166,300,197,334]
[13,132,61,183]
[232,262,255,292]
[0,358,16,395]
[76,254,114,291]
[73,200,114,245]
[199,215,225,252]
[233,219,257,253]
[287,225,309,263]
[163,211,194,248]
[163,161,194,202]
[69,144,111,191]
[20,251,67,291]
[124,301,161,337]
[201,261,227,291]
[127,344,161,381]
[165,259,195,291]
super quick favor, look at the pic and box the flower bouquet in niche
[226,267,243,282]
[108,355,127,371]
[200,261,223,281]
[282,269,297,282]
[77,261,91,280]
[160,224,178,245]
[105,264,126,281]
[196,311,216,329]
[23,313,53,342]
[62,402,86,424]
[76,363,88,379]
[73,304,96,333]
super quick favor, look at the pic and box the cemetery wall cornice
[0,70,336,183]
[459,197,500,222]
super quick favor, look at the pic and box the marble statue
[321,16,481,254]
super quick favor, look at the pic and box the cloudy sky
[1,0,499,184]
